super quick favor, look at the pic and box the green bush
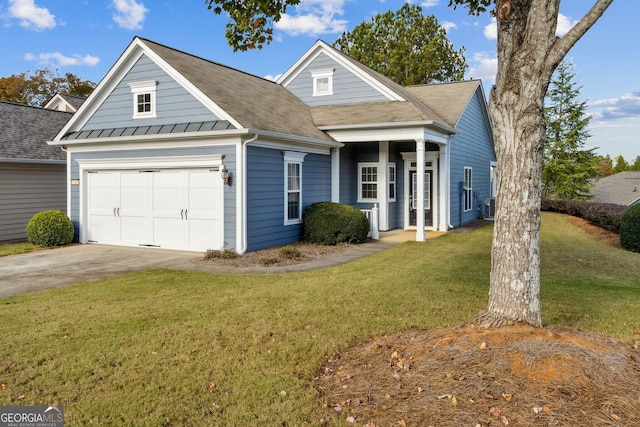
[303,202,369,245]
[620,204,640,252]
[541,199,628,233]
[26,210,74,247]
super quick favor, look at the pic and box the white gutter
[236,133,259,255]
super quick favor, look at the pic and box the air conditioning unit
[485,198,496,218]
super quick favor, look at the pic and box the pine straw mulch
[316,323,640,426]
[315,219,640,426]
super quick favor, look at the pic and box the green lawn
[0,213,638,425]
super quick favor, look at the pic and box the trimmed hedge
[26,210,74,247]
[541,199,628,233]
[620,204,640,253]
[303,202,369,245]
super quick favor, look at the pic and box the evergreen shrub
[26,210,74,247]
[620,204,640,253]
[303,202,369,245]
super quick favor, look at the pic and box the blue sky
[1,0,638,160]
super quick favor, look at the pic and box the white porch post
[331,147,340,203]
[378,141,389,230]
[439,143,450,231]
[416,138,426,242]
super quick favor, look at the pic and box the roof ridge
[138,37,279,85]
[0,100,73,116]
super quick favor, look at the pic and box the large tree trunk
[475,0,613,328]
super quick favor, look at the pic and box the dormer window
[311,69,334,96]
[128,80,157,118]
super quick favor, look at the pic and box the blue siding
[69,145,237,244]
[246,146,331,251]
[286,52,389,107]
[449,90,496,227]
[83,54,219,130]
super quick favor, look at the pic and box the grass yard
[0,242,35,257]
[0,213,638,425]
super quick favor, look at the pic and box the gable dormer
[278,40,404,107]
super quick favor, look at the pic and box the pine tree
[542,61,598,200]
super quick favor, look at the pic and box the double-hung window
[284,152,307,225]
[358,163,378,202]
[464,167,473,212]
[128,80,157,119]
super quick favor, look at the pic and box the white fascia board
[324,123,453,145]
[51,129,247,153]
[53,38,244,142]
[319,120,456,134]
[54,38,146,141]
[248,130,343,155]
[278,40,404,102]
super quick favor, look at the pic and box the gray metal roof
[0,101,71,162]
[62,120,234,140]
[592,171,640,206]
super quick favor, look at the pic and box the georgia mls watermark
[0,406,64,427]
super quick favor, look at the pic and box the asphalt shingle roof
[592,171,640,206]
[140,38,334,142]
[0,101,71,161]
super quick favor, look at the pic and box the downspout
[236,133,259,255]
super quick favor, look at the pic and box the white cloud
[484,17,497,40]
[264,73,282,82]
[442,21,457,32]
[24,52,100,67]
[112,0,148,31]
[420,0,439,7]
[468,52,497,84]
[275,0,348,36]
[556,13,578,37]
[8,0,56,31]
[590,91,640,120]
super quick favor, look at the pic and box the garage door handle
[181,209,184,220]
[113,207,117,217]
[184,209,188,220]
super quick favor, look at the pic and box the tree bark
[476,0,614,328]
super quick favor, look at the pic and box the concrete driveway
[0,244,202,298]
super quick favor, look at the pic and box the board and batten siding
[68,145,237,244]
[285,52,389,107]
[0,162,66,242]
[246,146,331,251]
[449,89,496,227]
[82,55,219,131]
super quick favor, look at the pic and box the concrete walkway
[0,230,440,298]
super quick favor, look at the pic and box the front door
[409,170,433,227]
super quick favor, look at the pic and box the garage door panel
[87,168,223,251]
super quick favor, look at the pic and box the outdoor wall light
[221,165,231,186]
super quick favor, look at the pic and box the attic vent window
[311,69,334,97]
[128,80,157,119]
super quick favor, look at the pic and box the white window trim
[311,69,334,97]
[283,151,307,225]
[128,80,157,119]
[358,162,378,203]
[388,162,396,202]
[464,166,473,212]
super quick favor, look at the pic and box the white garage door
[86,169,223,252]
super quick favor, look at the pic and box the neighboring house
[44,93,86,113]
[592,171,640,207]
[0,102,72,242]
[49,37,496,253]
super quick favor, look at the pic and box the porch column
[331,147,340,203]
[378,141,389,230]
[416,138,426,242]
[439,143,450,231]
